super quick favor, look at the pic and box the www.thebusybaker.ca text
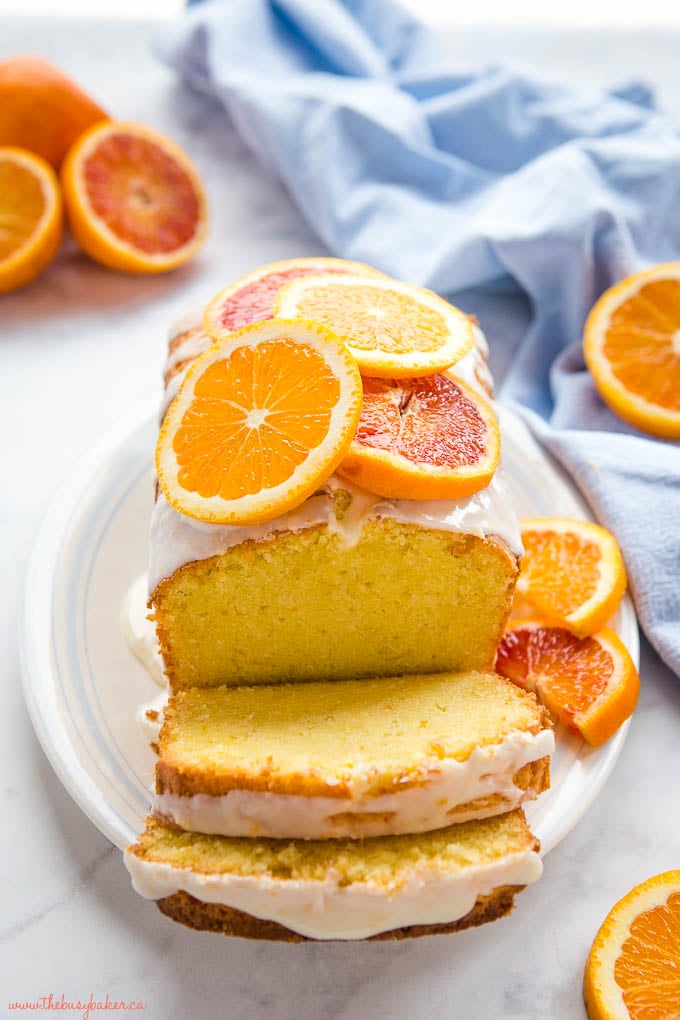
[8,993,147,1020]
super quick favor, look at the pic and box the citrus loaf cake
[125,810,541,941]
[149,258,522,688]
[124,257,549,941]
[153,671,553,839]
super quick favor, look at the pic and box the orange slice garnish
[60,120,207,274]
[517,518,627,638]
[0,145,62,292]
[584,870,680,1020]
[337,373,500,499]
[274,274,474,378]
[584,263,680,438]
[156,319,363,525]
[203,257,385,339]
[495,620,639,746]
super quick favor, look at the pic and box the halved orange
[584,263,680,438]
[156,319,363,525]
[495,620,639,746]
[61,120,207,274]
[274,274,475,378]
[0,145,62,293]
[517,518,627,638]
[203,257,385,339]
[337,373,500,499]
[584,870,680,1020]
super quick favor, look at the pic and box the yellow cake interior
[131,810,537,884]
[152,516,518,689]
[156,671,550,798]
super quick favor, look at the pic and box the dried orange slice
[61,120,207,274]
[337,373,500,499]
[156,319,363,525]
[203,257,385,339]
[584,870,680,1020]
[0,145,62,293]
[495,620,639,746]
[584,263,680,438]
[275,274,474,378]
[517,518,627,638]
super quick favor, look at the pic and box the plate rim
[20,399,640,853]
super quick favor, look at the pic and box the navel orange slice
[275,274,475,378]
[203,257,385,339]
[61,120,207,274]
[517,518,627,638]
[0,145,62,293]
[156,319,363,525]
[337,373,500,499]
[584,870,680,1020]
[495,620,639,746]
[584,263,680,438]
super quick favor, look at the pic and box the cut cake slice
[125,810,541,941]
[153,671,553,839]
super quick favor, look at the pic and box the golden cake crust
[155,885,523,941]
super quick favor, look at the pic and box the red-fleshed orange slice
[495,620,639,747]
[337,373,500,499]
[156,319,363,525]
[203,257,385,339]
[61,120,207,273]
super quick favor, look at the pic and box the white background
[0,0,680,26]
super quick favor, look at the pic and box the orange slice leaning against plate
[274,274,475,378]
[516,518,627,638]
[337,373,501,499]
[203,257,386,338]
[584,262,680,439]
[156,319,363,525]
[584,870,680,1020]
[495,620,639,747]
[0,145,62,292]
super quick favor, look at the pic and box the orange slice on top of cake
[337,373,501,499]
[156,318,363,525]
[275,274,475,377]
[203,256,385,338]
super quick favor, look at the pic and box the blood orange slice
[61,120,207,274]
[495,620,639,746]
[203,257,385,339]
[156,319,363,525]
[336,373,500,499]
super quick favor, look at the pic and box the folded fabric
[157,0,680,677]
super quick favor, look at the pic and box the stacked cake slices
[125,259,554,940]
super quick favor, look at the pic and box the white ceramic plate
[21,402,639,854]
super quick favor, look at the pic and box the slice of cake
[153,671,553,839]
[125,810,541,941]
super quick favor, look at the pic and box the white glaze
[147,466,522,595]
[153,729,554,839]
[164,330,212,376]
[120,574,165,687]
[124,846,543,940]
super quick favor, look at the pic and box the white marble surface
[2,16,680,1020]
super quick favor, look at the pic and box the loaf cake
[153,671,552,839]
[124,257,548,942]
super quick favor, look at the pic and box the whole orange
[0,55,108,169]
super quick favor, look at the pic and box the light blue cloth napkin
[157,0,680,677]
